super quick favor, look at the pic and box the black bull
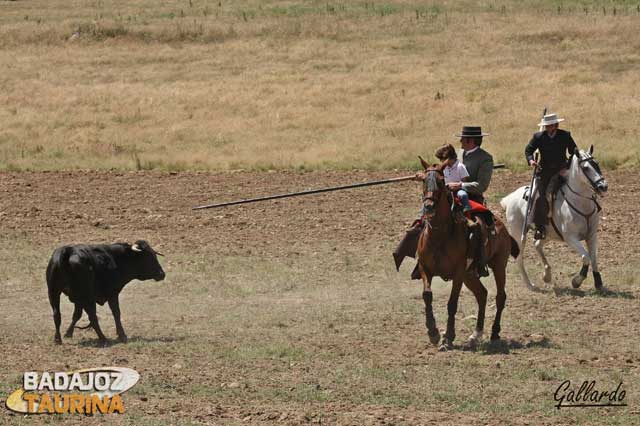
[46,240,165,344]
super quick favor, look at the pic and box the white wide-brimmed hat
[538,113,565,127]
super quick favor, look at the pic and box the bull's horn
[154,250,164,257]
[131,244,142,252]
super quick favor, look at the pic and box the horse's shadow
[552,286,635,299]
[479,336,554,355]
[433,336,554,354]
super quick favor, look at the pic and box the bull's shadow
[78,335,186,347]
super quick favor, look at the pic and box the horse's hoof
[428,329,441,345]
[118,334,128,344]
[571,275,584,288]
[490,333,500,341]
[64,332,73,338]
[543,271,552,284]
[594,272,604,290]
[54,337,62,345]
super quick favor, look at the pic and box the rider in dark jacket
[525,113,577,240]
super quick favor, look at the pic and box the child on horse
[435,143,473,213]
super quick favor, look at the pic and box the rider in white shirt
[437,144,472,213]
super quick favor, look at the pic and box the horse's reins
[555,154,603,234]
[421,169,449,274]
[559,186,600,229]
[421,169,444,230]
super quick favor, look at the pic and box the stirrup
[533,228,546,240]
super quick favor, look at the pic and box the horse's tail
[509,236,520,259]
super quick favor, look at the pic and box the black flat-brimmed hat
[455,126,490,138]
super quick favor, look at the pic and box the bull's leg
[48,290,62,345]
[108,296,127,343]
[64,304,83,338]
[420,264,440,345]
[462,275,488,350]
[84,303,107,344]
[440,280,463,351]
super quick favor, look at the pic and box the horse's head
[419,156,446,219]
[571,145,608,195]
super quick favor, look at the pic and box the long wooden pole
[193,164,506,211]
[192,175,415,210]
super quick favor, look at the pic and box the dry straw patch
[0,0,639,171]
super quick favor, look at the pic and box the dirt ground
[1,169,638,425]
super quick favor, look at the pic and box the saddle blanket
[453,197,490,214]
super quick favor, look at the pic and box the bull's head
[130,240,166,281]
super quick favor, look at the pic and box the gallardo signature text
[554,380,627,409]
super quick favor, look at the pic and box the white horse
[500,146,608,291]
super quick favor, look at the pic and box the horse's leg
[420,264,440,345]
[586,233,603,290]
[440,279,463,351]
[462,275,487,349]
[517,237,537,291]
[564,235,591,289]
[533,238,552,284]
[490,262,507,341]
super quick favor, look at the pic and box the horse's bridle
[556,152,605,233]
[422,167,444,206]
[576,152,606,193]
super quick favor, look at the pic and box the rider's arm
[525,134,539,165]
[462,157,493,196]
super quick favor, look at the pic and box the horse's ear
[589,144,594,155]
[418,155,429,170]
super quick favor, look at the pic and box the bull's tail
[75,323,92,330]
[510,236,520,259]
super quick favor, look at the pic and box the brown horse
[418,161,519,350]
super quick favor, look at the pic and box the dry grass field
[1,1,640,425]
[0,169,638,425]
[1,0,640,171]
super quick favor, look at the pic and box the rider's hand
[414,172,426,181]
[529,160,538,168]
[447,182,462,191]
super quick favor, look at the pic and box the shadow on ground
[480,336,555,355]
[552,286,635,299]
[77,335,187,347]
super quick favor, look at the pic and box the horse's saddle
[522,174,565,203]
[523,174,568,238]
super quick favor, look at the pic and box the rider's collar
[464,146,479,155]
